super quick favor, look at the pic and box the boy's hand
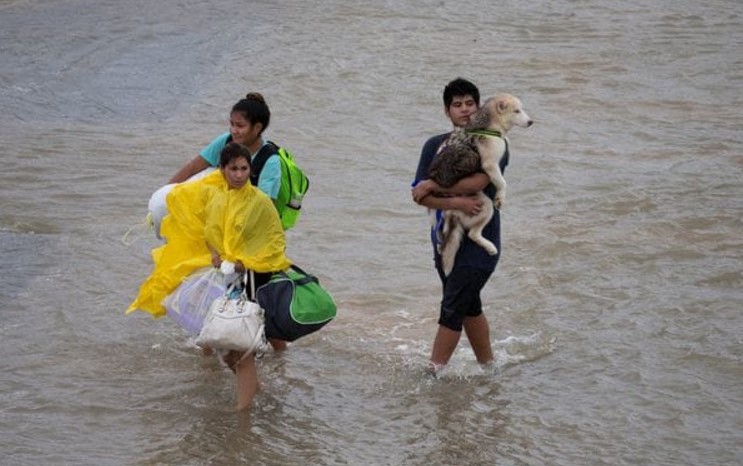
[453,195,484,216]
[412,179,438,204]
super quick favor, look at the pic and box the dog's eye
[514,109,521,113]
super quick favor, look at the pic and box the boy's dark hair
[443,78,480,108]
[219,142,253,168]
[231,92,271,135]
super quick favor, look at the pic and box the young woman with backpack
[169,92,282,203]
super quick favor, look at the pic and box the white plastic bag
[148,167,217,240]
[147,183,175,240]
[164,267,227,336]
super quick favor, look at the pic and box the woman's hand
[213,256,244,275]
[211,251,222,268]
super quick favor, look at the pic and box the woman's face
[221,156,251,189]
[230,111,262,146]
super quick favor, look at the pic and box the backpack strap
[250,140,280,186]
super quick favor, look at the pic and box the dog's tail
[440,217,464,276]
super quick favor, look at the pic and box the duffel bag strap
[286,264,318,285]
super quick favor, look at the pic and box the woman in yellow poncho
[128,142,291,410]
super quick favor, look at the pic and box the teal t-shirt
[199,132,281,199]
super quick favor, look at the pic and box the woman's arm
[207,243,222,268]
[169,155,211,184]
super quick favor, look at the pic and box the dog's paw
[484,244,499,256]
[494,195,505,210]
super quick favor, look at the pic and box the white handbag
[196,270,268,353]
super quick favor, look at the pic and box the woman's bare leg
[269,338,287,351]
[235,352,258,411]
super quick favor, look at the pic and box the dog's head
[468,93,533,133]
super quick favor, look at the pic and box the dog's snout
[527,120,533,127]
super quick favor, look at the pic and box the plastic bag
[147,168,217,240]
[164,267,227,336]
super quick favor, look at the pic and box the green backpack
[251,141,310,230]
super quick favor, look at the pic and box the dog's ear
[467,104,491,130]
[496,98,509,114]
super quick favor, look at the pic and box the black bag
[257,265,336,342]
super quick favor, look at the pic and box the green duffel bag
[257,265,336,342]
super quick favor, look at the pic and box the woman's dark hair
[219,142,252,168]
[231,92,271,135]
[443,78,480,108]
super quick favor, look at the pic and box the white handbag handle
[241,269,256,301]
[222,269,256,301]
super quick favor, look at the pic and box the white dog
[428,93,533,275]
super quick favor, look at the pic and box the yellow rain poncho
[127,170,291,318]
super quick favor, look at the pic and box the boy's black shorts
[437,266,492,332]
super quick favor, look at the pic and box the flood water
[1,0,741,464]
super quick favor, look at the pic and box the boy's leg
[463,313,494,364]
[430,325,462,367]
[432,265,493,368]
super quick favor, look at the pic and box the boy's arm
[411,172,490,202]
[416,191,486,216]
[412,172,490,216]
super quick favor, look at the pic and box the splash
[492,332,557,368]
[392,331,557,380]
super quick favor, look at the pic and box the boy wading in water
[411,78,508,373]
